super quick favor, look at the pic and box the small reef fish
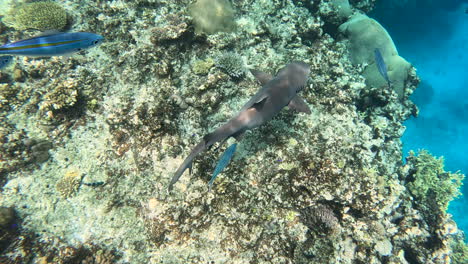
[0,32,104,57]
[169,61,311,191]
[0,56,13,69]
[374,48,391,88]
[82,181,105,187]
[208,143,237,192]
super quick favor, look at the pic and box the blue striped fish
[374,48,391,88]
[0,56,13,69]
[0,32,103,57]
[208,143,237,192]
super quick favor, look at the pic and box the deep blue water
[370,0,468,238]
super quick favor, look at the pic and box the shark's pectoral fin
[250,69,273,85]
[288,96,311,114]
[252,96,268,111]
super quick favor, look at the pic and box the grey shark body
[168,61,311,191]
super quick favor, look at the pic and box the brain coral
[3,1,68,31]
[188,0,236,35]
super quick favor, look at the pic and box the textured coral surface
[0,0,465,263]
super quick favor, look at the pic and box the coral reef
[0,0,465,263]
[2,1,69,31]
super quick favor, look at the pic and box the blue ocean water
[371,0,468,237]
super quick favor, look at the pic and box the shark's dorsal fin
[288,96,311,114]
[250,69,273,85]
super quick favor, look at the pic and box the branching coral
[215,52,245,78]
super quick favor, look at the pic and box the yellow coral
[55,169,81,198]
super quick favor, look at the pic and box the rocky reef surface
[0,0,466,263]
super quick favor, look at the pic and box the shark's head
[278,61,310,92]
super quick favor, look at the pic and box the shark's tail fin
[168,141,207,191]
[168,120,245,191]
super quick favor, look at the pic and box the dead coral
[0,120,52,181]
[150,13,190,43]
[0,83,21,111]
[40,78,79,120]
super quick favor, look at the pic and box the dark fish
[0,32,103,57]
[374,48,391,87]
[82,181,105,187]
[208,143,237,191]
[0,56,13,69]
[168,61,311,191]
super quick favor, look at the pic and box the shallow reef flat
[0,0,466,263]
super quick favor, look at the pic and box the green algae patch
[405,150,464,212]
[3,1,68,31]
[192,58,214,75]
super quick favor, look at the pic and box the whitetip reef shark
[168,61,311,191]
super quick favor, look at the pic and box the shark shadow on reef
[168,61,312,191]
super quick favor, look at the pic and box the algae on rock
[404,150,464,212]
